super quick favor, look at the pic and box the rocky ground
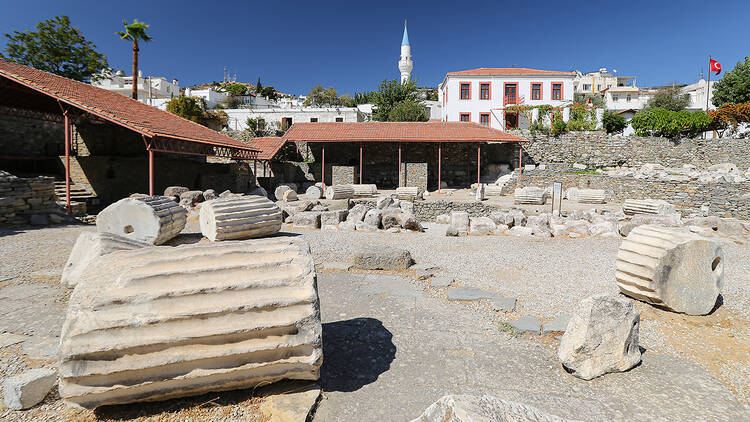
[0,219,748,420]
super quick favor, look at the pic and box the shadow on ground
[320,317,396,392]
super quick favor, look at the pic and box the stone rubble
[3,368,57,410]
[410,394,578,422]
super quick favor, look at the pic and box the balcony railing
[503,94,518,105]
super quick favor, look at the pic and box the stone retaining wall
[508,171,750,218]
[0,171,56,224]
[332,166,355,185]
[516,130,750,170]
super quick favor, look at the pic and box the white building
[574,68,636,94]
[398,21,413,83]
[224,107,365,132]
[92,70,180,103]
[603,85,644,110]
[682,78,718,111]
[438,67,576,129]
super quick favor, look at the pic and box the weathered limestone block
[325,184,354,200]
[203,189,217,201]
[615,225,723,315]
[558,294,641,380]
[449,211,470,233]
[282,190,298,202]
[474,184,485,201]
[345,204,370,223]
[180,190,204,205]
[96,196,186,245]
[623,199,676,216]
[351,184,378,197]
[514,187,547,205]
[363,209,383,228]
[352,246,414,270]
[274,185,293,201]
[163,186,188,199]
[199,196,282,241]
[320,210,348,226]
[410,394,576,422]
[469,217,495,235]
[381,209,401,230]
[293,211,321,229]
[396,186,421,201]
[3,368,57,410]
[58,237,322,409]
[577,189,606,204]
[484,184,503,196]
[305,185,323,200]
[62,232,149,286]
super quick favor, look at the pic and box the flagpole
[706,55,712,113]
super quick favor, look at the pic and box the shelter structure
[0,60,258,214]
[284,121,528,191]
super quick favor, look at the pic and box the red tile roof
[283,122,527,143]
[247,137,287,160]
[0,60,257,152]
[447,67,573,76]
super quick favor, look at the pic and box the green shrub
[602,111,627,133]
[631,108,712,138]
[551,116,568,136]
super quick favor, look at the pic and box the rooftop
[283,121,527,143]
[447,67,574,77]
[247,137,287,160]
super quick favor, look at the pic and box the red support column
[519,146,523,175]
[321,144,326,192]
[477,143,481,185]
[438,142,442,193]
[63,111,71,215]
[359,142,363,184]
[398,142,402,187]
[148,149,154,196]
[253,160,258,186]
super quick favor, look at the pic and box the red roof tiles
[447,67,573,76]
[0,60,256,152]
[283,121,527,143]
[247,137,287,160]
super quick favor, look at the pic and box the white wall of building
[604,86,644,110]
[224,107,364,131]
[93,70,179,101]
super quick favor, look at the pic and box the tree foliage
[166,96,227,128]
[630,108,712,138]
[354,91,378,104]
[388,100,428,122]
[712,57,750,106]
[708,102,750,136]
[566,103,597,131]
[1,16,108,82]
[259,85,278,101]
[646,85,690,111]
[573,92,605,109]
[223,83,247,96]
[246,117,269,136]
[304,85,343,107]
[372,79,421,121]
[602,111,627,134]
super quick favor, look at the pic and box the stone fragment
[200,196,282,241]
[616,225,723,315]
[321,210,348,226]
[248,186,268,198]
[164,186,189,198]
[203,189,217,201]
[508,226,533,236]
[180,190,205,205]
[717,218,748,236]
[435,213,450,224]
[305,185,323,200]
[409,394,577,422]
[398,211,423,232]
[320,198,351,211]
[430,277,454,288]
[381,209,401,230]
[578,189,606,204]
[565,187,580,201]
[509,209,526,226]
[325,184,354,200]
[399,201,414,213]
[558,294,641,380]
[446,287,494,301]
[445,226,458,237]
[623,199,676,216]
[489,211,515,227]
[258,383,321,422]
[514,187,547,205]
[485,184,503,196]
[96,196,187,245]
[282,190,298,202]
[363,209,383,228]
[507,316,541,334]
[449,211,469,233]
[293,211,321,229]
[707,163,737,172]
[352,246,414,270]
[474,183,485,201]
[551,224,571,237]
[351,184,378,197]
[58,237,322,409]
[62,232,149,286]
[3,368,57,410]
[396,186,422,201]
[339,221,355,231]
[493,224,509,234]
[355,221,378,231]
[311,204,328,212]
[629,213,682,227]
[274,185,293,201]
[323,261,352,271]
[588,221,616,236]
[376,195,395,209]
[469,217,496,235]
[542,314,572,333]
[491,296,516,312]
[219,190,233,198]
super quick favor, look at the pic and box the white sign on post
[552,182,563,216]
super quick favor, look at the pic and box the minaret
[398,20,413,84]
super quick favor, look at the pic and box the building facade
[574,68,636,94]
[438,68,575,130]
[92,70,180,102]
[398,21,413,83]
[224,107,364,132]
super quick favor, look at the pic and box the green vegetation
[602,111,627,134]
[573,92,605,109]
[566,104,597,131]
[223,83,247,96]
[551,114,568,136]
[166,96,227,128]
[116,19,152,100]
[387,100,428,122]
[630,108,712,138]
[712,57,750,106]
[304,85,345,107]
[354,91,378,104]
[1,16,108,82]
[372,78,426,121]
[646,85,690,111]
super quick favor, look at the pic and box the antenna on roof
[510,63,517,68]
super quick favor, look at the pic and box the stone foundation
[0,171,56,224]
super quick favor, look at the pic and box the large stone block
[514,187,547,205]
[325,184,354,200]
[363,209,383,228]
[3,368,57,410]
[577,189,606,204]
[410,394,576,422]
[305,185,323,200]
[558,294,641,380]
[96,196,186,245]
[352,246,414,270]
[320,210,348,226]
[58,238,322,409]
[199,196,282,241]
[623,199,676,216]
[615,225,723,315]
[351,184,378,197]
[62,232,149,286]
[396,186,421,201]
[449,211,470,233]
[293,211,321,229]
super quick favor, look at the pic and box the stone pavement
[312,271,749,421]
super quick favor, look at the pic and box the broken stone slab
[409,394,578,422]
[397,211,423,232]
[3,368,57,410]
[200,195,282,241]
[446,287,495,301]
[491,296,516,312]
[96,196,187,245]
[485,184,503,196]
[339,221,355,231]
[325,184,354,200]
[180,190,205,205]
[435,213,450,224]
[305,185,323,200]
[345,204,370,223]
[163,186,189,198]
[542,314,572,333]
[508,226,533,236]
[449,211,470,233]
[321,210,348,226]
[399,201,414,213]
[61,232,149,286]
[588,221,617,236]
[430,277,454,288]
[258,381,321,422]
[351,184,378,197]
[376,195,395,209]
[58,237,322,409]
[396,186,422,201]
[274,185,293,201]
[507,315,541,334]
[352,246,414,270]
[363,209,383,228]
[469,216,496,235]
[355,221,378,231]
[319,198,351,211]
[565,187,580,201]
[558,294,641,380]
[203,189,217,201]
[616,225,723,315]
[282,190,298,202]
[323,261,352,271]
[578,189,606,204]
[293,211,322,229]
[381,209,402,230]
[514,187,547,205]
[623,199,676,216]
[489,211,515,227]
[629,213,683,227]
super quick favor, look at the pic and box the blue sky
[1,0,747,95]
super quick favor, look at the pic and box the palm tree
[116,19,152,100]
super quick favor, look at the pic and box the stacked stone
[351,184,378,197]
[623,199,675,215]
[615,225,723,315]
[325,184,354,200]
[96,196,186,245]
[514,187,547,205]
[396,186,421,200]
[578,189,606,204]
[0,171,56,224]
[199,196,282,241]
[58,237,322,409]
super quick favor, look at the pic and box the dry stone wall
[0,171,56,223]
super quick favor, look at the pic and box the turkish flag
[710,58,722,75]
